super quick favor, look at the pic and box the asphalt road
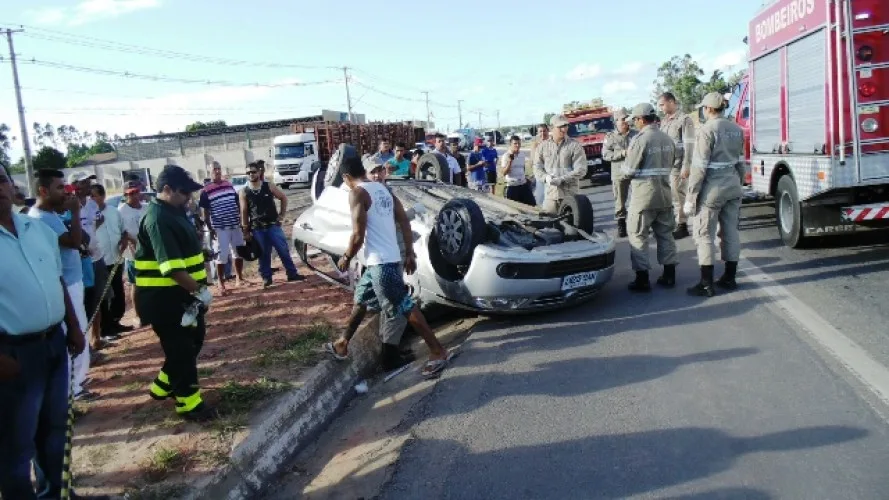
[271,182,889,499]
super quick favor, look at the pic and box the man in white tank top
[323,156,449,378]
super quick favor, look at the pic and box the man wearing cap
[69,171,110,344]
[136,165,216,421]
[657,92,697,240]
[118,181,147,325]
[685,92,746,297]
[602,107,638,237]
[532,115,588,214]
[623,103,679,292]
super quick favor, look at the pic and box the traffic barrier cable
[61,254,124,500]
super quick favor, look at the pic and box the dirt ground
[70,189,358,498]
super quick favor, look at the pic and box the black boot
[687,265,715,297]
[617,218,628,238]
[672,223,689,240]
[716,261,738,290]
[628,271,651,293]
[656,264,676,288]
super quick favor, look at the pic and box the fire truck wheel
[775,175,806,248]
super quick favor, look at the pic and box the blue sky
[2,0,758,160]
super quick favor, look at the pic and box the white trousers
[64,281,90,396]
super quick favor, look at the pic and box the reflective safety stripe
[706,161,736,169]
[150,382,171,398]
[156,370,170,385]
[135,268,208,287]
[135,254,204,274]
[634,168,672,177]
[175,390,203,414]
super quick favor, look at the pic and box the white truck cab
[272,133,321,189]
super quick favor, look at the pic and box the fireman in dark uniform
[135,165,216,421]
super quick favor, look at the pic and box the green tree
[32,146,67,171]
[652,54,706,113]
[185,120,227,132]
[0,123,11,166]
[9,157,26,174]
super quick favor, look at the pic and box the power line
[9,26,340,70]
[3,57,340,88]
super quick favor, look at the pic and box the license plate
[859,105,880,115]
[562,271,597,291]
[285,176,299,182]
[587,159,602,166]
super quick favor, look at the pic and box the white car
[231,174,249,192]
[291,145,617,315]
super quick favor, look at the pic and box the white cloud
[612,62,645,77]
[27,0,160,26]
[602,81,638,96]
[711,49,747,69]
[565,63,602,81]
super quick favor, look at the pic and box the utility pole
[422,91,431,129]
[477,110,482,129]
[4,28,34,195]
[342,66,353,123]
[496,110,501,130]
[457,100,464,129]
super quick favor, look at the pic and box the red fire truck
[563,102,615,182]
[728,0,889,248]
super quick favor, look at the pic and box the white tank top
[357,181,402,266]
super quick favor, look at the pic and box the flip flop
[323,342,349,361]
[420,349,459,380]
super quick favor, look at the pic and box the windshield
[275,143,306,160]
[231,176,247,186]
[567,117,615,138]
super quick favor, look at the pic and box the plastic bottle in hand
[181,300,202,328]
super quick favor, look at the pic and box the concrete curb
[184,319,383,500]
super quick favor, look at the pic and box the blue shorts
[354,262,414,344]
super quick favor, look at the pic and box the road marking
[740,257,889,410]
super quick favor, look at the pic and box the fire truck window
[725,84,742,119]
[742,89,750,120]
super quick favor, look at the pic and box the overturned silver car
[291,145,616,314]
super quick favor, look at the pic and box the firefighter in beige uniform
[622,103,679,292]
[657,92,696,240]
[602,107,637,238]
[532,115,588,214]
[685,92,746,297]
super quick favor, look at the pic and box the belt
[0,324,61,345]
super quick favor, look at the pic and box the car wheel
[435,198,487,266]
[293,239,308,264]
[281,183,290,189]
[775,175,806,248]
[325,144,357,189]
[311,168,326,201]
[560,194,595,234]
[416,152,451,182]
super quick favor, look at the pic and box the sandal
[323,342,349,361]
[421,349,459,379]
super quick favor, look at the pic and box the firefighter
[623,103,679,292]
[532,114,587,214]
[136,165,216,421]
[685,92,746,297]
[602,107,637,237]
[657,92,696,240]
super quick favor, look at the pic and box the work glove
[551,176,566,187]
[544,175,554,185]
[683,200,695,217]
[194,286,213,309]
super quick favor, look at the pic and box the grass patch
[143,446,192,482]
[247,328,275,339]
[210,378,291,435]
[124,482,188,500]
[129,404,182,433]
[109,373,122,380]
[253,320,334,368]
[88,444,116,468]
[197,367,215,378]
[123,381,142,392]
[72,401,90,419]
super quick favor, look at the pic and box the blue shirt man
[482,141,499,178]
[0,166,86,499]
[29,207,83,286]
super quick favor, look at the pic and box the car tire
[775,175,807,248]
[416,152,451,182]
[325,144,358,189]
[281,183,290,189]
[560,194,595,234]
[435,198,487,266]
[311,168,326,201]
[293,239,308,264]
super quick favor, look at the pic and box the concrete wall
[11,145,274,195]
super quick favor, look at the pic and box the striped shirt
[199,181,241,229]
